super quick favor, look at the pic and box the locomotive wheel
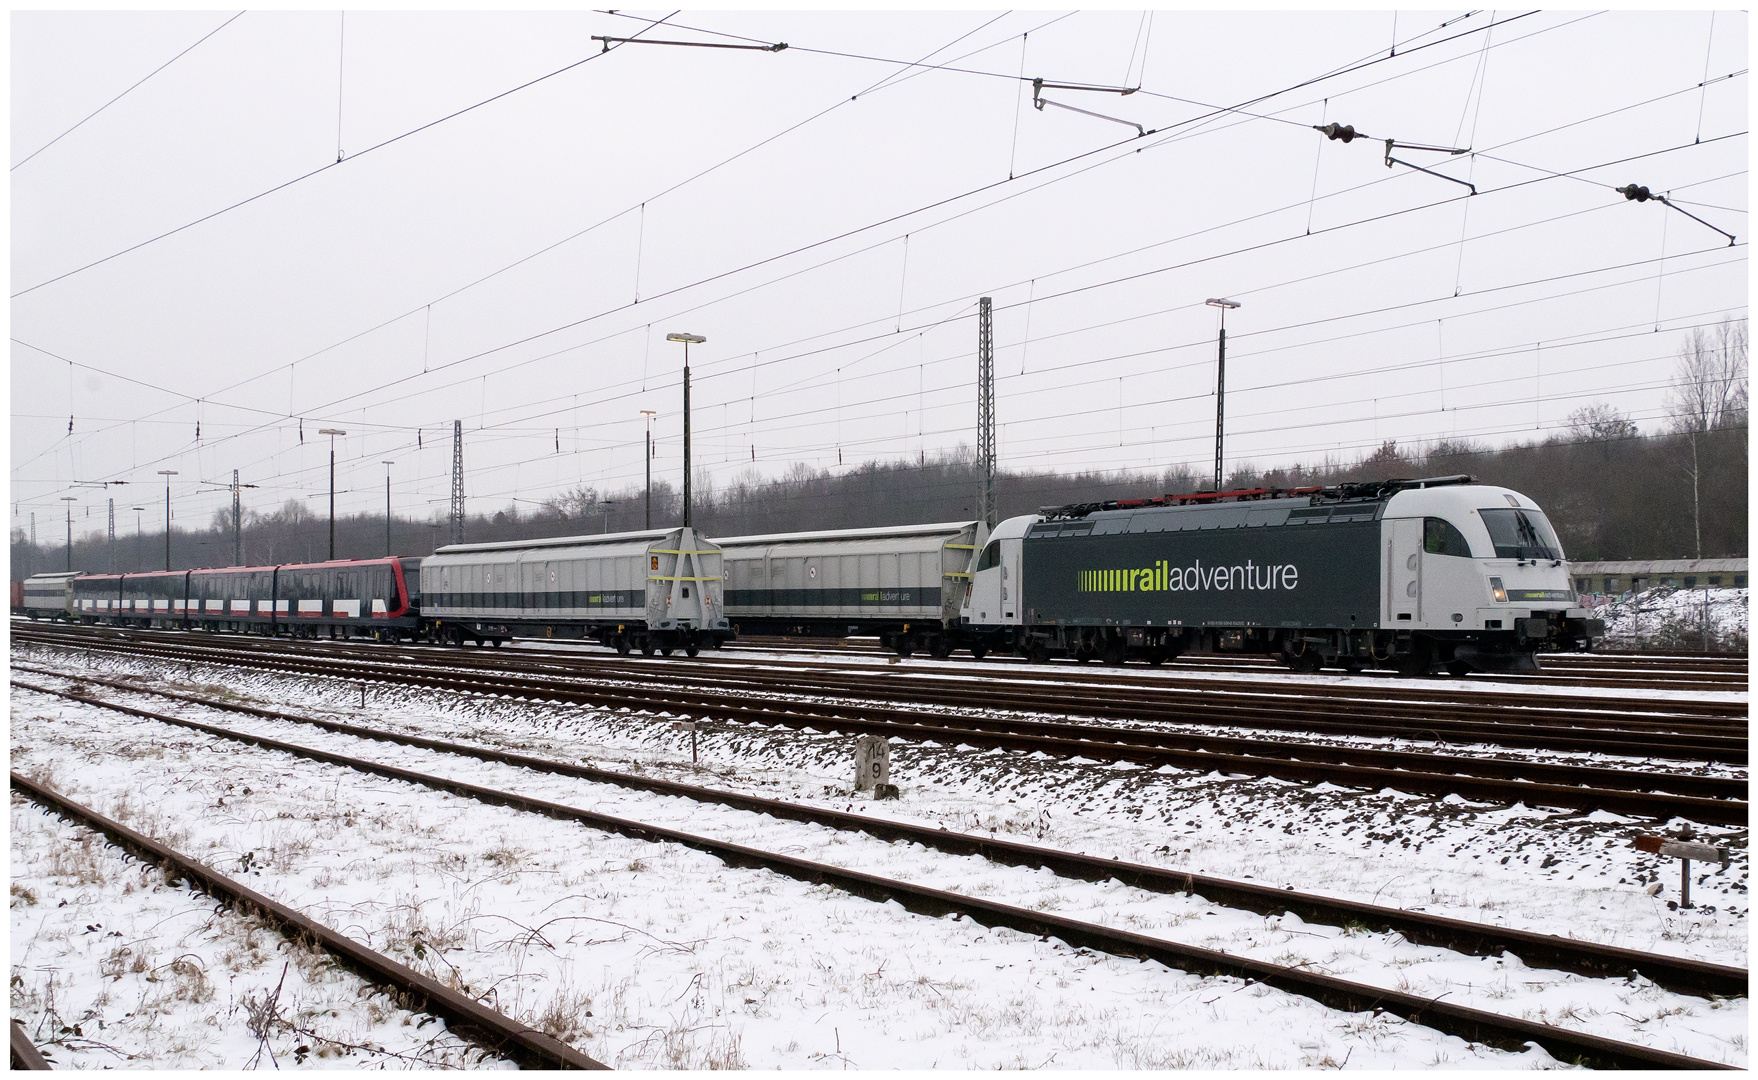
[659,645,674,657]
[1290,649,1323,674]
[968,644,988,660]
[1446,660,1472,678]
[1146,648,1168,667]
[1025,641,1050,664]
[685,644,700,657]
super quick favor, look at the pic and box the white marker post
[855,735,896,799]
[1633,830,1730,909]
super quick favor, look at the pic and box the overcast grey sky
[11,8,1748,543]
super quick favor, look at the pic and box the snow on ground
[10,646,1751,1067]
[9,798,507,1070]
[1586,587,1749,653]
[12,692,1569,1072]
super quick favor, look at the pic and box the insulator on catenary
[1314,122,1361,143]
[1616,184,1655,202]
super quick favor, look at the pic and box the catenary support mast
[978,296,996,529]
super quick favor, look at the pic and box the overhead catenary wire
[10,11,686,299]
[17,129,1743,513]
[11,10,246,172]
[17,13,1743,527]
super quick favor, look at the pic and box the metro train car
[718,521,986,657]
[20,571,82,620]
[421,526,729,654]
[959,476,1604,674]
[66,558,422,639]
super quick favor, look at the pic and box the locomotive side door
[966,539,1004,624]
[997,537,1022,622]
[1384,517,1423,625]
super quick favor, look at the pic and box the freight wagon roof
[433,528,680,554]
[717,522,977,548]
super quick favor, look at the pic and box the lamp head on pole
[60,496,76,502]
[319,428,346,437]
[665,333,706,345]
[381,459,395,467]
[640,409,657,419]
[157,470,178,477]
[1204,298,1240,310]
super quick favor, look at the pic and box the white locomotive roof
[1567,558,1746,574]
[432,527,681,555]
[716,521,977,548]
[24,571,84,583]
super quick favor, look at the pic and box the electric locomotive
[959,476,1603,674]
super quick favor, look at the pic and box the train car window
[1423,518,1473,558]
[975,541,1001,572]
[1478,508,1562,560]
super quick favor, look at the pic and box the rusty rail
[10,1021,51,1070]
[8,772,606,1070]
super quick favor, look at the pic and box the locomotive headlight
[1489,576,1507,603]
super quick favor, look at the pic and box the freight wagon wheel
[1025,641,1050,664]
[1446,660,1472,678]
[659,645,674,657]
[929,637,953,659]
[1100,639,1127,666]
[614,637,631,656]
[685,644,700,657]
[1146,648,1169,667]
[968,644,987,660]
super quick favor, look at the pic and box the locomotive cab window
[975,541,1002,572]
[1422,518,1473,558]
[1478,507,1563,561]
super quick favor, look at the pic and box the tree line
[13,320,1745,578]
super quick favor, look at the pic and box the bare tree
[1667,318,1749,558]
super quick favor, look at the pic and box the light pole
[157,470,178,570]
[600,500,616,534]
[60,496,76,571]
[640,410,657,529]
[131,507,145,573]
[1204,298,1241,491]
[665,334,705,527]
[319,429,347,559]
[381,460,395,557]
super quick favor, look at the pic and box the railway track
[8,771,606,1070]
[11,635,1748,821]
[16,673,1746,999]
[721,636,1748,692]
[10,683,1736,1070]
[16,623,1747,749]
